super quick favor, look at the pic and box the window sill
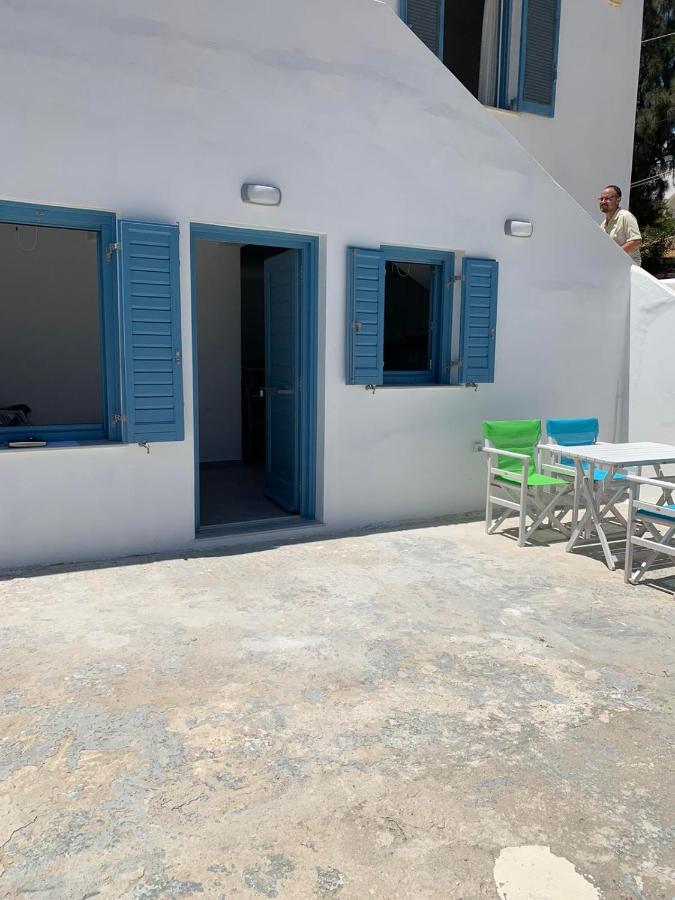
[360,383,480,391]
[0,440,124,454]
[486,106,519,118]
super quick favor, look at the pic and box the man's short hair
[604,185,622,199]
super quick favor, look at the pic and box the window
[0,201,184,446]
[347,247,499,386]
[402,0,560,117]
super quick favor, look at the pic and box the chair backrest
[483,419,541,478]
[546,417,598,447]
[546,417,598,468]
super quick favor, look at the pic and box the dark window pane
[0,223,102,426]
[384,261,432,372]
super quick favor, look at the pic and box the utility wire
[642,31,675,43]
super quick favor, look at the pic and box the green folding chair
[483,419,573,547]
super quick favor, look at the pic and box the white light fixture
[241,183,282,206]
[504,219,533,238]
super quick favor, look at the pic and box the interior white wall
[0,0,631,568]
[195,241,242,463]
[0,223,102,424]
[492,0,643,217]
[629,267,675,443]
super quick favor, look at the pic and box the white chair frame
[483,442,573,548]
[541,441,630,535]
[625,474,675,584]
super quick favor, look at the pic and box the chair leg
[518,481,529,547]
[485,463,493,535]
[624,500,635,584]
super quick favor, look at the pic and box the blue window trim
[0,199,121,445]
[380,246,454,386]
[498,0,513,111]
[190,223,319,532]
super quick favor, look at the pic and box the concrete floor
[0,521,673,899]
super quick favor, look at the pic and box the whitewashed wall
[381,0,643,217]
[491,0,643,216]
[0,0,630,568]
[629,267,675,443]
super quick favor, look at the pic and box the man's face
[599,188,620,216]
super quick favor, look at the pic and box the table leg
[566,462,616,569]
[566,460,590,552]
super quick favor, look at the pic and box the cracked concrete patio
[0,520,673,899]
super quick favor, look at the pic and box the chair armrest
[626,474,675,491]
[541,462,575,477]
[482,447,529,461]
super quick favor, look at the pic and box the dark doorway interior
[443,0,487,100]
[196,241,292,528]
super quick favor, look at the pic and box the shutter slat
[346,247,384,385]
[404,0,443,58]
[119,221,184,442]
[518,0,560,117]
[459,258,498,384]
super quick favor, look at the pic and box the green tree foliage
[630,0,674,228]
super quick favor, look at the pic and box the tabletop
[538,441,675,468]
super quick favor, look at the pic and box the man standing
[599,185,642,265]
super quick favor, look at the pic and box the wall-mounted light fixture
[504,219,533,238]
[241,183,282,206]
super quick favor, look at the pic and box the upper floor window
[402,0,560,117]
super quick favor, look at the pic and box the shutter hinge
[365,384,377,394]
[446,359,462,372]
[449,275,463,285]
[175,349,182,366]
[106,241,122,263]
[353,320,363,333]
[111,413,128,425]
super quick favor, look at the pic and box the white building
[0,0,642,569]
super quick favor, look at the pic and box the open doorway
[192,229,316,531]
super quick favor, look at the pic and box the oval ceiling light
[241,183,282,206]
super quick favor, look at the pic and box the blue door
[264,250,300,512]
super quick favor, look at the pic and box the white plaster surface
[629,266,675,443]
[494,846,599,900]
[492,0,643,216]
[0,0,631,567]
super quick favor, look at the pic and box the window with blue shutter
[401,0,560,118]
[517,0,560,116]
[346,246,455,387]
[459,257,498,384]
[118,221,184,442]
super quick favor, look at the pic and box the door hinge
[111,413,128,425]
[106,241,121,263]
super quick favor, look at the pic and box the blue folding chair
[545,417,627,530]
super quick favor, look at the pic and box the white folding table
[537,442,675,570]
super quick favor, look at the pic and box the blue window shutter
[459,257,498,384]
[517,0,560,117]
[118,220,184,442]
[403,0,444,59]
[347,247,384,386]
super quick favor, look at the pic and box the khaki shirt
[600,208,642,265]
